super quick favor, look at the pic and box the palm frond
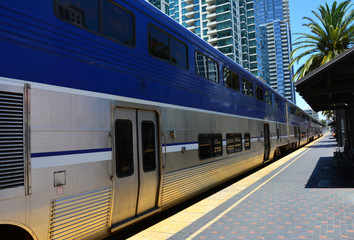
[291,0,354,82]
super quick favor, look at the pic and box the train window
[195,52,208,78]
[170,37,188,69]
[265,91,272,105]
[255,86,264,101]
[244,133,251,150]
[224,67,240,91]
[198,134,211,159]
[198,134,223,160]
[195,51,219,82]
[55,0,136,47]
[115,120,134,178]
[213,134,223,157]
[241,78,253,97]
[226,133,242,154]
[149,25,188,69]
[275,97,279,108]
[149,25,170,61]
[141,121,156,172]
[208,58,219,82]
[294,126,298,137]
[101,0,135,46]
[56,0,99,31]
[249,82,254,97]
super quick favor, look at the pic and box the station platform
[127,133,354,240]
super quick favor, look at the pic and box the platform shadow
[305,157,354,188]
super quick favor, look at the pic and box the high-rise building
[304,109,319,120]
[148,0,170,15]
[168,0,262,77]
[258,0,296,103]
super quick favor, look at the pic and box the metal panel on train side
[137,110,159,214]
[111,108,139,225]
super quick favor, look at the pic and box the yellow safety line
[127,135,326,240]
[186,135,324,240]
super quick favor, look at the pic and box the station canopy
[295,47,354,112]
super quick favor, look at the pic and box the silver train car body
[0,0,321,239]
[0,79,321,240]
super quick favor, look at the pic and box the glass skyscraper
[148,0,170,15]
[258,0,295,103]
[148,0,295,102]
[168,0,262,77]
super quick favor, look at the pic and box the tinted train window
[195,51,219,82]
[170,37,188,69]
[101,0,135,46]
[149,25,188,69]
[198,134,223,160]
[224,67,240,91]
[265,91,272,105]
[55,0,135,47]
[241,78,253,97]
[149,26,170,61]
[244,133,251,150]
[275,97,279,108]
[208,58,219,82]
[56,0,99,31]
[142,121,156,172]
[255,86,264,101]
[198,134,211,159]
[213,134,223,156]
[294,126,298,137]
[115,120,134,177]
[195,52,207,78]
[226,133,242,154]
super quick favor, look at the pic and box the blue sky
[289,0,340,118]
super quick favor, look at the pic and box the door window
[141,121,156,172]
[115,119,134,177]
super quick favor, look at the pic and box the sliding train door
[111,108,160,226]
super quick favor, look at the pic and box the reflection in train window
[275,97,279,108]
[195,51,219,82]
[198,134,223,160]
[149,25,188,69]
[115,119,134,177]
[241,78,253,97]
[142,121,156,172]
[56,0,99,31]
[170,37,188,69]
[101,0,135,46]
[149,25,170,61]
[255,86,264,101]
[265,91,272,105]
[226,133,242,154]
[244,133,251,150]
[213,134,223,157]
[55,0,135,47]
[294,126,298,137]
[224,67,240,91]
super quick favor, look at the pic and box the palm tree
[322,110,334,120]
[290,1,354,81]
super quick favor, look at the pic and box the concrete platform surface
[127,134,354,240]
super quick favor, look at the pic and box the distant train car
[0,0,322,239]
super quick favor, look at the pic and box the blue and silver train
[0,0,321,239]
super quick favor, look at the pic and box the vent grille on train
[0,90,24,190]
[49,187,112,240]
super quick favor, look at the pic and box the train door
[111,108,160,226]
[264,123,271,162]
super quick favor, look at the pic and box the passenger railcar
[0,0,321,239]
